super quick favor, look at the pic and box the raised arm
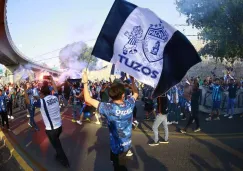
[129,76,138,100]
[23,84,30,105]
[82,72,99,108]
[50,76,58,93]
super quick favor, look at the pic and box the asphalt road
[3,102,243,171]
[0,139,23,171]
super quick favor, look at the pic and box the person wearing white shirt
[23,77,70,168]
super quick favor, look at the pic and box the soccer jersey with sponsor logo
[33,95,62,130]
[98,97,136,154]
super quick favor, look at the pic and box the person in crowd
[224,78,240,119]
[100,82,110,103]
[169,85,180,125]
[180,81,201,133]
[183,80,192,121]
[82,71,138,171]
[26,82,39,131]
[23,76,70,168]
[69,83,82,123]
[206,78,225,121]
[148,94,169,146]
[0,89,10,131]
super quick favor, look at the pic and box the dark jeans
[133,106,137,119]
[0,111,9,129]
[7,102,12,116]
[45,126,68,163]
[185,108,199,130]
[27,104,38,129]
[110,151,128,171]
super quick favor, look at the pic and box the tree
[176,0,243,60]
[59,42,97,69]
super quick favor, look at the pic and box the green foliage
[176,0,243,59]
[78,46,97,67]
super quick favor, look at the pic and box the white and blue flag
[92,0,201,98]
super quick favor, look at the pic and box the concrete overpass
[0,0,60,82]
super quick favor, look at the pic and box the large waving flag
[92,0,201,98]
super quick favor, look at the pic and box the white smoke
[13,65,35,83]
[58,41,88,83]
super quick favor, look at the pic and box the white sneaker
[173,121,178,125]
[205,117,211,121]
[167,122,172,125]
[27,114,30,118]
[192,119,195,123]
[224,114,229,117]
[126,150,133,157]
[180,113,183,116]
[77,120,82,125]
[228,116,233,119]
[194,128,201,132]
[8,115,10,119]
[214,117,220,120]
[95,121,101,125]
[10,116,14,120]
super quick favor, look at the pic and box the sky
[7,0,199,68]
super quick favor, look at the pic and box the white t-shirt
[33,95,62,130]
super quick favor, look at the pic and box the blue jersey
[70,88,81,105]
[0,95,7,112]
[210,84,223,101]
[98,97,136,154]
[27,88,34,105]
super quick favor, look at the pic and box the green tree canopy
[176,0,243,60]
[59,42,97,69]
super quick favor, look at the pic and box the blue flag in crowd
[92,0,201,98]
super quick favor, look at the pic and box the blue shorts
[212,101,221,110]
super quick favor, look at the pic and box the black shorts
[83,105,96,114]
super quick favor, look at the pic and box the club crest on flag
[143,21,169,63]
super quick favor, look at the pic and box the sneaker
[27,114,30,118]
[205,117,211,121]
[180,129,186,134]
[95,121,101,125]
[77,120,82,125]
[194,128,201,132]
[7,128,11,131]
[180,113,183,116]
[159,140,169,144]
[148,141,159,146]
[181,118,186,121]
[126,150,133,157]
[167,121,172,125]
[133,120,139,125]
[214,117,220,120]
[172,121,178,125]
[228,116,233,119]
[71,119,76,123]
[8,115,10,119]
[28,122,33,127]
[224,114,229,117]
[192,119,195,123]
[85,118,90,122]
[10,116,14,120]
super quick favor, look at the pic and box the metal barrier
[199,86,243,114]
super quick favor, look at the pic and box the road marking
[25,141,32,147]
[0,131,34,171]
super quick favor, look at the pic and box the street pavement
[2,101,243,171]
[0,139,23,171]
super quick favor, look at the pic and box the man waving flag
[92,0,201,98]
